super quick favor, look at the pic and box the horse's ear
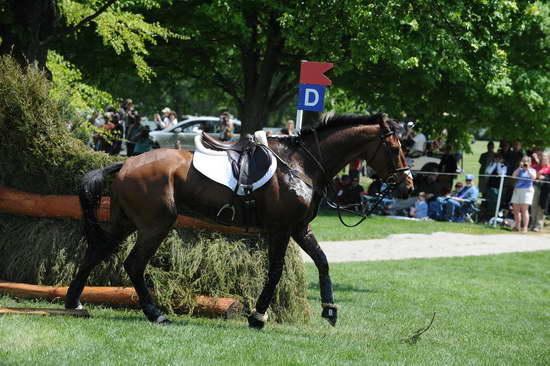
[376,113,388,124]
[377,113,389,129]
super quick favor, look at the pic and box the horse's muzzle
[394,175,414,199]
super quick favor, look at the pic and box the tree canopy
[0,0,547,147]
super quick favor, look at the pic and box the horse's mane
[299,113,383,136]
[268,113,402,144]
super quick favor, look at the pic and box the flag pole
[295,109,303,132]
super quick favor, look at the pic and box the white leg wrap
[251,309,268,322]
[322,303,338,309]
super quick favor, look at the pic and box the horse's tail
[79,162,124,252]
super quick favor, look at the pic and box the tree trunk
[236,14,288,135]
[0,0,58,75]
[238,97,270,135]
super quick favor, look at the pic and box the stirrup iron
[217,203,236,223]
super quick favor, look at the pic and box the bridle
[298,122,411,227]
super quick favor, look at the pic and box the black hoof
[247,314,266,330]
[322,305,338,327]
[65,299,83,310]
[154,315,171,325]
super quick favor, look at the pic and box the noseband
[300,125,411,227]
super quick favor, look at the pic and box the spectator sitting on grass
[414,192,429,219]
[339,177,365,208]
[336,175,352,204]
[452,181,464,195]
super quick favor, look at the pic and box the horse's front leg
[292,225,338,326]
[248,232,290,329]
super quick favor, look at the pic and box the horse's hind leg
[65,213,135,309]
[248,232,290,329]
[123,222,173,324]
[66,192,135,309]
[292,225,338,326]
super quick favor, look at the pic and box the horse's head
[363,114,414,199]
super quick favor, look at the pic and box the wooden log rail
[0,185,250,318]
[0,281,243,319]
[0,184,258,235]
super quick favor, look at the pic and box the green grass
[1,251,549,365]
[311,209,506,241]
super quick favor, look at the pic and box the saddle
[200,132,273,195]
[198,132,274,227]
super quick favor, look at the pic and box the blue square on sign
[298,84,326,112]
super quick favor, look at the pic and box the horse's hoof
[247,315,265,329]
[248,309,268,330]
[321,304,338,327]
[154,315,171,325]
[65,300,83,310]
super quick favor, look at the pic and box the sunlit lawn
[1,251,548,365]
[311,209,506,242]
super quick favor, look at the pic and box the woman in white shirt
[164,111,178,129]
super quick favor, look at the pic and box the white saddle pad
[192,150,277,195]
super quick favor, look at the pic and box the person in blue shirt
[443,174,479,222]
[414,192,429,219]
[511,156,537,232]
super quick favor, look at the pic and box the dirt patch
[304,232,550,263]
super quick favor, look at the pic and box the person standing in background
[220,112,234,141]
[286,120,295,135]
[483,153,507,222]
[109,113,124,155]
[511,156,537,233]
[96,112,115,153]
[161,107,171,126]
[161,111,177,129]
[438,146,458,192]
[478,141,495,196]
[530,152,550,231]
[133,126,157,155]
[348,159,362,180]
[125,114,142,156]
[153,113,164,130]
[504,140,525,205]
[507,140,525,173]
[405,128,426,158]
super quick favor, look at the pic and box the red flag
[299,61,333,86]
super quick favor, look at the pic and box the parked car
[149,116,241,151]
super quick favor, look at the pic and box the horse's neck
[313,124,380,178]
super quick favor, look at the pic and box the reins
[297,124,411,227]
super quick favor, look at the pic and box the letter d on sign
[304,89,319,106]
[297,84,326,112]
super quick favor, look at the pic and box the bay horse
[66,113,413,328]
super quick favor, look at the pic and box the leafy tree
[301,0,548,150]
[0,0,177,78]
[135,0,547,139]
[480,1,550,145]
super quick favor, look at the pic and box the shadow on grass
[308,282,373,294]
[316,208,357,218]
